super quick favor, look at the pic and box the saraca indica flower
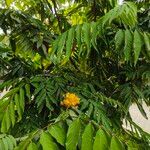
[60,93,80,108]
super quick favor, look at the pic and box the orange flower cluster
[60,93,80,108]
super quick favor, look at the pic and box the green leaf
[115,30,125,51]
[2,135,16,150]
[27,142,38,150]
[119,2,137,27]
[35,89,46,108]
[0,35,5,42]
[133,30,143,65]
[0,134,6,138]
[5,108,11,131]
[86,103,93,117]
[9,101,15,127]
[19,88,25,112]
[143,32,150,57]
[1,115,7,133]
[40,132,59,150]
[76,25,82,48]
[1,106,11,133]
[25,84,31,100]
[136,103,148,120]
[125,2,137,27]
[124,30,133,62]
[108,7,120,25]
[8,135,16,147]
[5,136,14,150]
[127,140,139,150]
[65,27,75,61]
[0,139,5,150]
[81,123,94,150]
[15,131,38,150]
[102,7,117,27]
[91,22,98,52]
[0,87,19,100]
[93,128,110,150]
[66,118,81,150]
[33,85,44,96]
[57,32,67,61]
[15,140,30,150]
[5,0,13,7]
[110,136,125,150]
[82,23,91,56]
[14,94,22,121]
[2,137,9,150]
[49,123,66,146]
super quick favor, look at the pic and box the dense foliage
[0,0,150,149]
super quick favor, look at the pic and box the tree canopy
[0,0,150,149]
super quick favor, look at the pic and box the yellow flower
[60,93,80,108]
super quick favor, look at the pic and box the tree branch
[51,0,62,33]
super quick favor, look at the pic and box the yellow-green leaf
[5,0,13,7]
[40,132,59,150]
[27,142,38,150]
[81,123,94,150]
[93,128,110,150]
[66,119,81,150]
[110,136,125,150]
[49,123,66,146]
[9,101,15,127]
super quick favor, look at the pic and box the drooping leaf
[14,93,22,121]
[9,101,15,127]
[133,30,143,65]
[57,32,67,61]
[66,118,81,150]
[25,84,31,100]
[40,132,59,150]
[15,131,37,150]
[124,30,133,62]
[19,88,25,112]
[91,22,99,52]
[115,30,125,51]
[35,89,46,109]
[2,137,9,150]
[1,106,11,133]
[81,123,94,150]
[143,32,150,57]
[0,135,16,150]
[0,87,19,100]
[4,136,14,150]
[0,139,5,150]
[5,107,11,131]
[8,135,16,148]
[118,2,137,27]
[82,23,91,56]
[27,142,38,150]
[136,103,148,120]
[49,123,66,146]
[76,24,82,48]
[93,128,110,150]
[65,27,75,61]
[110,136,125,150]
